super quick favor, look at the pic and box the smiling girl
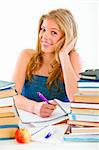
[12,8,82,117]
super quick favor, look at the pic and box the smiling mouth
[41,41,52,46]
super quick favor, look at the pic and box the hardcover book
[70,126,99,135]
[71,107,99,115]
[69,113,99,122]
[67,120,99,127]
[0,80,15,90]
[80,69,99,80]
[78,87,99,92]
[0,116,20,126]
[0,88,17,99]
[0,124,19,140]
[78,79,99,88]
[74,93,99,103]
[64,134,99,142]
[0,80,20,140]
[70,102,99,109]
[0,106,17,118]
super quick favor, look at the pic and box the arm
[12,49,57,117]
[12,49,36,112]
[59,39,82,101]
[59,51,82,101]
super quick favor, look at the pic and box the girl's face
[39,18,63,53]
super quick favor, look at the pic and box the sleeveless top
[22,75,69,102]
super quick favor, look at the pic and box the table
[0,123,98,150]
[0,139,98,150]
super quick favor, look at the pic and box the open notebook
[18,99,70,127]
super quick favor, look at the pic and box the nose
[43,33,48,40]
[40,31,50,41]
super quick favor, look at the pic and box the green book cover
[0,80,15,90]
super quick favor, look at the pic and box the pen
[45,128,56,139]
[37,92,50,104]
[31,125,48,136]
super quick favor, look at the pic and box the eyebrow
[41,25,60,32]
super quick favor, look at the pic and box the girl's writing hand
[34,101,57,118]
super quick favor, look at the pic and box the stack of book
[67,78,99,139]
[0,80,20,140]
[79,69,99,80]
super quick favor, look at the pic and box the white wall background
[0,0,98,81]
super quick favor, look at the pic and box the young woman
[12,8,82,117]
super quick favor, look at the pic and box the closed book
[78,87,99,92]
[78,79,99,88]
[0,97,14,107]
[0,112,15,118]
[78,91,99,95]
[0,124,19,140]
[0,116,20,126]
[67,120,99,127]
[69,113,99,122]
[70,126,99,135]
[71,108,99,115]
[71,102,99,109]
[0,106,16,117]
[0,88,17,99]
[80,75,97,80]
[80,69,99,80]
[74,94,99,103]
[0,106,14,113]
[64,134,99,142]
[0,80,15,90]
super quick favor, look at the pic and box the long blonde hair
[26,8,78,89]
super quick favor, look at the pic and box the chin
[41,47,55,53]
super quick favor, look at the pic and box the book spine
[0,137,15,140]
[64,136,99,142]
[69,114,99,122]
[0,124,19,128]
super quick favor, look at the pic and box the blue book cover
[78,79,99,82]
[0,124,19,128]
[64,134,99,142]
[78,79,99,88]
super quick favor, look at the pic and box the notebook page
[18,100,70,126]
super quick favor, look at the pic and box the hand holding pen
[37,92,68,115]
[37,92,57,118]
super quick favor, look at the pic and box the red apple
[15,128,31,143]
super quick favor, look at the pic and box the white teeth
[43,44,50,46]
[41,41,51,46]
[42,42,51,46]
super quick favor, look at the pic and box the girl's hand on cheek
[59,37,77,56]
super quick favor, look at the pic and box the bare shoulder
[20,49,35,60]
[15,48,36,69]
